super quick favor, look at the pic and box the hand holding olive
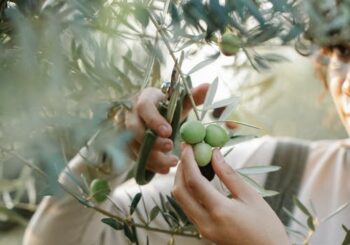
[179,120,229,180]
[124,84,210,174]
[172,146,290,245]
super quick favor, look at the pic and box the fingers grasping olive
[180,120,229,180]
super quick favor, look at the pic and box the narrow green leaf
[223,146,234,157]
[166,195,189,224]
[159,193,166,211]
[285,227,306,239]
[282,24,304,44]
[293,197,313,217]
[149,206,160,222]
[141,46,156,89]
[342,230,350,245]
[237,166,281,175]
[181,224,197,233]
[307,216,315,231]
[253,55,271,70]
[239,173,279,197]
[130,192,142,215]
[201,77,218,120]
[132,225,139,245]
[219,101,237,121]
[123,224,136,243]
[261,53,289,63]
[282,207,308,229]
[101,218,124,230]
[162,0,172,19]
[163,211,179,228]
[237,0,265,25]
[187,52,220,75]
[134,4,150,28]
[202,96,238,111]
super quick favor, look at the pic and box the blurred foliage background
[0,0,347,243]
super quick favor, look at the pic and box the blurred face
[326,45,350,136]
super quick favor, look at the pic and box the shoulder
[308,138,350,151]
[307,138,350,162]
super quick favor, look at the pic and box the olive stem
[203,120,262,129]
[59,181,200,239]
[0,145,48,178]
[92,205,201,239]
[149,13,200,120]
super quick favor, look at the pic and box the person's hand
[125,84,209,174]
[172,144,290,245]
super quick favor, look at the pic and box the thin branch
[92,205,200,238]
[149,13,200,120]
[0,145,47,178]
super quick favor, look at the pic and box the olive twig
[0,145,47,178]
[91,205,201,239]
[149,13,200,120]
[203,120,262,129]
[60,173,200,238]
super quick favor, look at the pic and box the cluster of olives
[90,178,111,203]
[180,120,229,180]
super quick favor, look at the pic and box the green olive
[193,142,212,167]
[219,32,241,56]
[180,120,206,144]
[204,124,229,147]
[90,178,111,203]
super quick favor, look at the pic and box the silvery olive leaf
[239,173,279,197]
[201,77,218,120]
[237,165,281,175]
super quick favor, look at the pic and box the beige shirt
[23,136,350,245]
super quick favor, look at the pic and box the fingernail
[159,124,171,136]
[180,142,186,150]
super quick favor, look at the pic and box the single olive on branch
[219,32,241,56]
[89,178,111,203]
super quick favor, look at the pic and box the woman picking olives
[24,1,350,245]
